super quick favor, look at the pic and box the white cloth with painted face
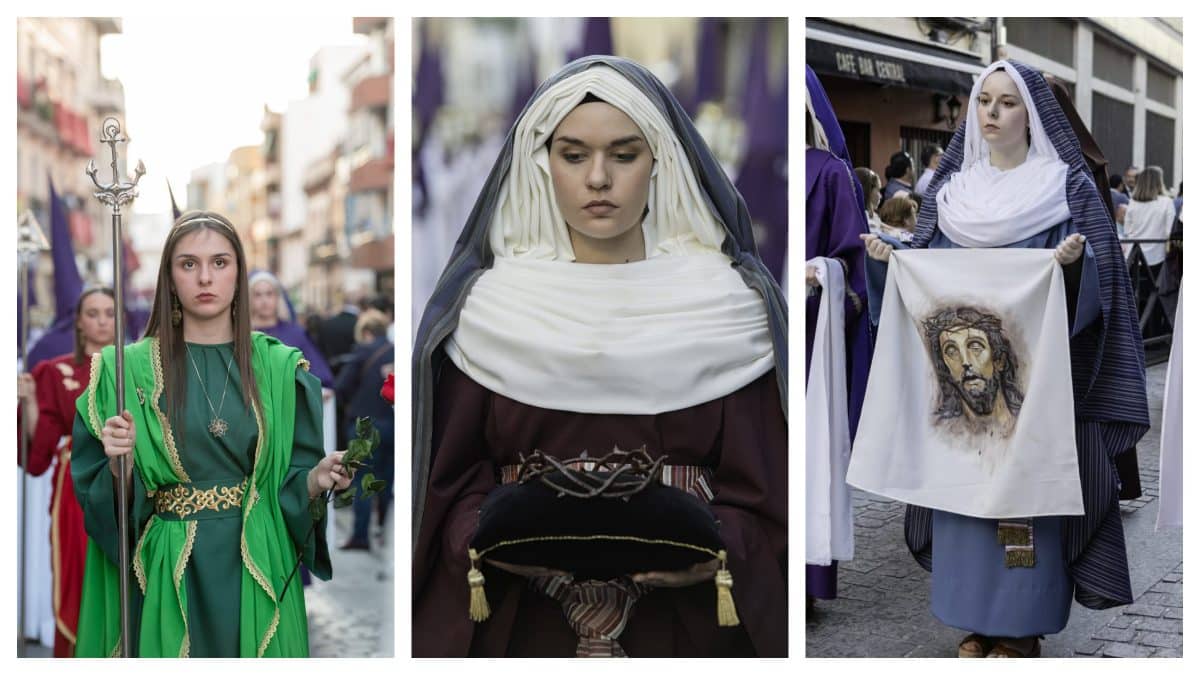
[446,65,773,414]
[846,248,1084,518]
[934,60,1071,248]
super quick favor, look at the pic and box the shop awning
[807,19,984,96]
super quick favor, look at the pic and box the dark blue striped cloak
[903,60,1151,610]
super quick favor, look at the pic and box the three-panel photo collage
[11,14,1184,660]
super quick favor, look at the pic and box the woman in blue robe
[862,60,1149,657]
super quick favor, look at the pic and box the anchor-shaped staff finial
[85,117,146,215]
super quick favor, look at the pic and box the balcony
[309,237,340,264]
[350,232,394,271]
[88,78,125,114]
[17,103,58,144]
[350,73,390,112]
[348,157,393,193]
[304,155,335,193]
[354,17,387,34]
[91,18,122,35]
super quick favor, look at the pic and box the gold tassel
[467,548,490,622]
[715,551,740,627]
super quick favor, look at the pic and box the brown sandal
[957,633,992,658]
[986,637,1041,658]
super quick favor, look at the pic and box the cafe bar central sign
[807,38,976,95]
[835,50,908,85]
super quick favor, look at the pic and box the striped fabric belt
[497,462,714,502]
[150,477,247,521]
[499,459,714,657]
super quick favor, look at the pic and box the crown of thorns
[922,308,1003,337]
[516,446,667,500]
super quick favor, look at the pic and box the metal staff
[85,117,145,658]
[17,210,50,657]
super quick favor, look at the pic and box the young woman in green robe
[70,211,355,657]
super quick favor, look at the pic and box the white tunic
[1123,195,1176,266]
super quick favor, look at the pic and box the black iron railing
[1120,235,1182,363]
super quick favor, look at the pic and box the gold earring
[171,295,182,326]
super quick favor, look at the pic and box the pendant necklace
[186,344,234,437]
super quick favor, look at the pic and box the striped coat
[904,59,1151,609]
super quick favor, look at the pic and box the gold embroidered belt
[151,477,247,521]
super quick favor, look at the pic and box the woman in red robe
[17,287,115,657]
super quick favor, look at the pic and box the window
[1145,111,1176,188]
[1093,36,1134,90]
[1005,18,1075,67]
[900,126,954,191]
[1091,92,1134,179]
[1147,64,1176,107]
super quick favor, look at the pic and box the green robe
[71,333,330,657]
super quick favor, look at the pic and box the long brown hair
[144,211,262,431]
[1131,166,1167,202]
[854,167,881,212]
[879,195,918,231]
[73,286,116,364]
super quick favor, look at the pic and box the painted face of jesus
[939,326,1002,415]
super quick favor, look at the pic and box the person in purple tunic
[247,271,334,389]
[804,66,873,608]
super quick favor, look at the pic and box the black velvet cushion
[470,472,723,580]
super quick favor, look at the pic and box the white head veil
[247,270,291,323]
[447,63,774,415]
[935,60,1072,247]
[488,65,727,260]
[805,89,831,153]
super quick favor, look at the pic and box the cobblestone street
[306,503,395,657]
[806,363,1182,657]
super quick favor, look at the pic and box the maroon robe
[413,362,787,656]
[17,353,91,657]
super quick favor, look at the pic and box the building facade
[344,17,395,302]
[17,17,126,323]
[807,17,1182,190]
[1001,17,1182,187]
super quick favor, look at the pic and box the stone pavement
[306,502,396,657]
[19,502,395,658]
[806,363,1182,657]
[18,641,52,658]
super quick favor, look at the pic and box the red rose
[380,372,395,405]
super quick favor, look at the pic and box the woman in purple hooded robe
[805,66,873,605]
[247,271,334,389]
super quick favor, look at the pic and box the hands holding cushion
[487,557,721,588]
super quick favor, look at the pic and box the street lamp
[933,94,963,130]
